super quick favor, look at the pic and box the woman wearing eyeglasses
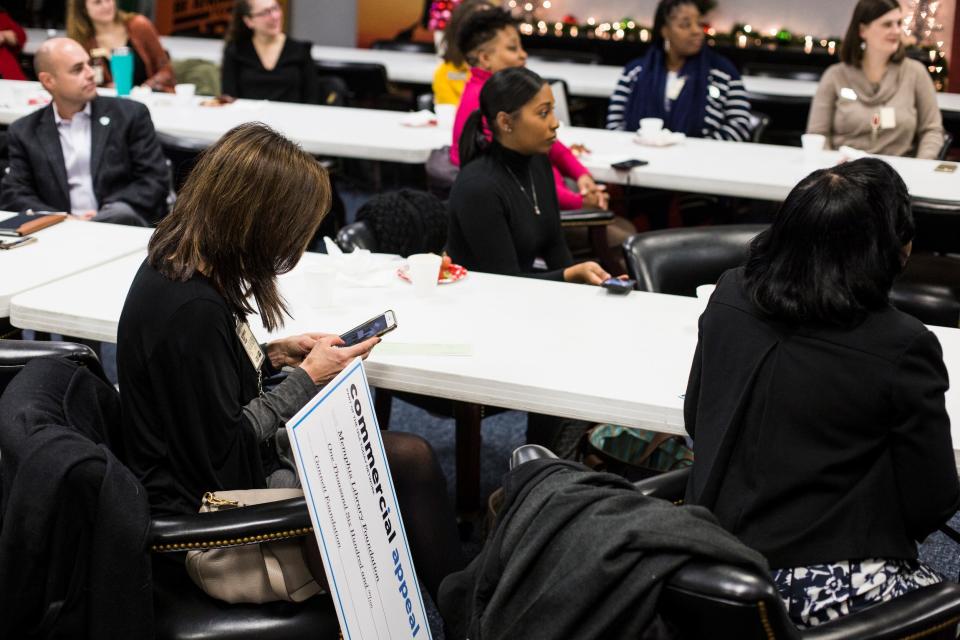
[221,0,319,104]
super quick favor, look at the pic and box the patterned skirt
[772,558,942,628]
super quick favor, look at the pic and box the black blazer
[685,267,960,569]
[0,96,169,222]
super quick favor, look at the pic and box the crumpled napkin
[399,110,438,127]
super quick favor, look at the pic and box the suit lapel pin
[99,116,110,126]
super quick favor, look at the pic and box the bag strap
[262,545,290,598]
[262,543,321,602]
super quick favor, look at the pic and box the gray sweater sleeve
[242,366,319,442]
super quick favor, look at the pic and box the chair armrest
[510,444,559,470]
[0,339,98,367]
[560,208,614,226]
[803,582,960,640]
[0,339,105,384]
[150,497,313,552]
[632,467,690,502]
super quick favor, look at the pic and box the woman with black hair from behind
[447,66,612,285]
[685,158,960,628]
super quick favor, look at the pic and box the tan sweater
[807,59,943,159]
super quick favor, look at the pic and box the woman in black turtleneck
[447,67,611,285]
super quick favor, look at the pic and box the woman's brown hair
[225,0,254,44]
[66,0,131,46]
[148,123,331,332]
[839,0,906,67]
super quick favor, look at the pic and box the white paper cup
[640,117,664,135]
[801,133,826,160]
[435,103,456,129]
[407,253,442,296]
[174,83,196,105]
[304,265,336,307]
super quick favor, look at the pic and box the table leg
[0,318,20,340]
[453,401,483,513]
[374,388,393,430]
[588,225,617,273]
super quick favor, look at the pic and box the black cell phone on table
[602,277,636,294]
[339,310,397,347]
[611,159,649,171]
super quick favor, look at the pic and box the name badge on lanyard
[879,107,896,129]
[236,318,264,372]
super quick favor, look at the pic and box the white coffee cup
[435,103,456,129]
[407,253,442,296]
[640,117,664,136]
[174,83,196,106]
[304,264,336,307]
[800,133,826,160]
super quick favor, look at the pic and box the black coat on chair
[0,357,153,639]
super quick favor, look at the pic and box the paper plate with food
[397,255,467,284]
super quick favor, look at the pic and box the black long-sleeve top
[221,37,319,104]
[446,142,573,281]
[685,268,960,569]
[117,260,315,516]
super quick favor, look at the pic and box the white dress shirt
[53,103,98,215]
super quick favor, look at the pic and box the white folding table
[0,215,153,319]
[10,251,960,509]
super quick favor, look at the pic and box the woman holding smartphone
[117,123,462,601]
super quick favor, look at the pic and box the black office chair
[742,63,823,82]
[624,226,960,327]
[938,132,954,161]
[371,40,435,54]
[0,339,103,396]
[746,110,771,143]
[892,253,960,328]
[510,445,960,640]
[527,49,601,65]
[622,225,767,296]
[0,341,341,640]
[314,60,413,110]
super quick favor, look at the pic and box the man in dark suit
[0,37,168,225]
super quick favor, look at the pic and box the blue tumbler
[110,47,134,96]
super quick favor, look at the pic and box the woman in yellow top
[432,0,493,105]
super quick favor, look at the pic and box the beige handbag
[185,489,323,604]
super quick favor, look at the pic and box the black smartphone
[602,277,636,294]
[339,310,397,347]
[610,159,649,171]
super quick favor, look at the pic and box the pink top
[450,67,590,210]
